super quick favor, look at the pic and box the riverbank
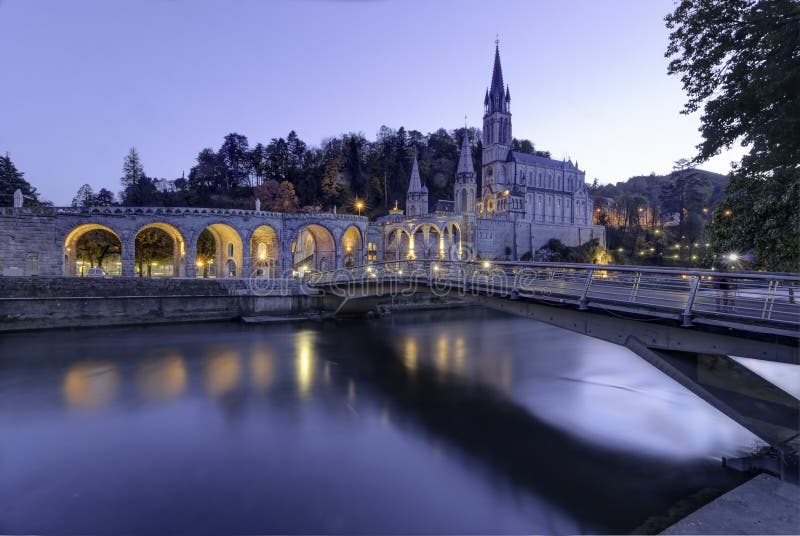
[0,276,467,332]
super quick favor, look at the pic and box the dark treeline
[68,127,553,218]
[589,166,729,267]
[70,127,506,218]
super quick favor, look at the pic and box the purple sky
[0,0,743,206]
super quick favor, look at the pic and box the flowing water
[0,308,755,534]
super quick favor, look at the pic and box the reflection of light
[205,351,241,396]
[295,330,316,398]
[482,260,491,269]
[454,336,466,372]
[250,350,276,391]
[435,335,449,373]
[137,355,186,401]
[403,337,418,374]
[348,379,356,403]
[63,362,120,410]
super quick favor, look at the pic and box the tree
[94,188,116,206]
[0,154,42,206]
[76,229,120,269]
[71,184,95,207]
[254,180,299,213]
[135,228,174,277]
[666,0,800,270]
[121,148,145,189]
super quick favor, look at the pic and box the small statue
[255,198,261,212]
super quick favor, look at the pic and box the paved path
[662,473,799,535]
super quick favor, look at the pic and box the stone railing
[0,206,369,221]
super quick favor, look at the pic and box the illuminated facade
[371,43,605,261]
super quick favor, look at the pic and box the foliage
[255,180,299,213]
[135,228,174,276]
[537,239,609,264]
[665,0,800,270]
[75,229,120,268]
[0,154,43,206]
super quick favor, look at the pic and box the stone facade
[0,206,368,277]
[370,42,605,261]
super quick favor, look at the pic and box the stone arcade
[0,205,367,277]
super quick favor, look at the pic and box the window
[227,243,234,257]
[556,198,561,209]
[367,242,378,261]
[27,253,39,275]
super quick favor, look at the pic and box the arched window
[227,243,234,258]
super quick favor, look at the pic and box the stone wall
[0,276,337,332]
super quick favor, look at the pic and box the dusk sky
[1,0,744,206]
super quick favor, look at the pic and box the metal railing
[307,260,800,336]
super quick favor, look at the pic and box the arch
[443,221,462,260]
[292,224,336,271]
[385,226,412,261]
[134,222,186,278]
[196,223,243,278]
[341,225,364,268]
[411,223,443,260]
[249,224,280,278]
[63,223,122,276]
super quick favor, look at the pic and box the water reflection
[62,361,120,410]
[294,330,316,399]
[136,355,186,401]
[204,350,241,396]
[249,349,276,391]
[0,310,759,535]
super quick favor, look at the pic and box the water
[0,308,755,534]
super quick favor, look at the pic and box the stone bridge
[0,206,369,278]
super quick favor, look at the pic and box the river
[0,308,756,534]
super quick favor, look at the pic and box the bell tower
[482,40,512,200]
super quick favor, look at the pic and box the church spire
[407,151,424,193]
[490,41,504,98]
[457,129,474,176]
[487,40,509,114]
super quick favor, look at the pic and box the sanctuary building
[370,43,605,262]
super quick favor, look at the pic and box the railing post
[682,275,701,327]
[578,269,594,310]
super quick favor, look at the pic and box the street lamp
[355,199,365,216]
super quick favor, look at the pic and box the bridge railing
[306,260,800,336]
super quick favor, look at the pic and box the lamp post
[355,200,365,216]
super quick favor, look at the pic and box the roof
[509,151,581,171]
[435,200,455,213]
[407,152,425,193]
[456,131,474,175]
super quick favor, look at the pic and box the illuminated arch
[134,222,186,278]
[249,224,279,277]
[292,224,335,271]
[63,223,122,276]
[341,225,364,267]
[411,223,443,260]
[385,226,412,261]
[196,223,243,278]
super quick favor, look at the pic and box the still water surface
[0,309,754,534]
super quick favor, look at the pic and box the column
[121,238,135,278]
[185,241,197,278]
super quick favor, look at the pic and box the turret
[405,152,428,217]
[454,128,477,215]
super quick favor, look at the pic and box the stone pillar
[185,241,197,278]
[240,246,250,279]
[121,237,135,278]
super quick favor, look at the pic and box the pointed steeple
[407,151,423,193]
[490,42,504,98]
[457,130,474,175]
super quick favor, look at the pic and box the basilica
[369,43,605,262]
